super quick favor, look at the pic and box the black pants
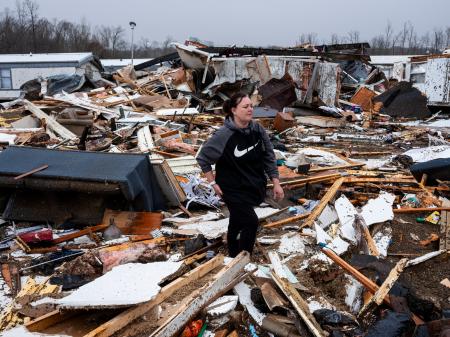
[226,201,259,257]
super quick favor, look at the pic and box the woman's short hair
[222,92,248,118]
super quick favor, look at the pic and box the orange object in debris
[180,320,203,337]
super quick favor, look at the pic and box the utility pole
[129,21,136,65]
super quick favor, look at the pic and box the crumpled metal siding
[424,58,450,106]
[209,57,339,106]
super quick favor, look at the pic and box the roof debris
[0,41,449,337]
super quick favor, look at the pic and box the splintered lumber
[394,207,450,214]
[309,163,365,173]
[355,216,379,257]
[268,173,341,187]
[0,277,60,331]
[358,258,408,321]
[22,99,77,140]
[271,272,326,337]
[440,211,450,250]
[101,209,162,235]
[52,224,109,244]
[301,177,345,229]
[264,212,310,228]
[14,165,49,180]
[82,255,224,337]
[150,251,250,337]
[321,247,424,325]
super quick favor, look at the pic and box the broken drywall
[57,261,182,308]
[360,192,395,226]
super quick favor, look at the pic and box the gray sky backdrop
[2,0,449,46]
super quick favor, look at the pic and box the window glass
[0,69,11,78]
[1,77,12,89]
[0,69,12,89]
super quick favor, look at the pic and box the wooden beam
[26,310,77,332]
[440,211,450,250]
[393,207,450,214]
[14,165,49,180]
[356,216,380,257]
[321,247,424,325]
[150,252,250,337]
[268,173,341,187]
[23,100,77,140]
[271,272,326,337]
[52,224,108,244]
[309,163,365,173]
[83,255,225,337]
[264,212,310,228]
[358,259,408,322]
[301,177,345,229]
[344,177,417,184]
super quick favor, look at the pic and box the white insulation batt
[57,261,182,308]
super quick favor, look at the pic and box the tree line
[0,0,175,59]
[1,0,449,59]
[298,21,450,55]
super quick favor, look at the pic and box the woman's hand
[272,178,284,201]
[212,183,223,198]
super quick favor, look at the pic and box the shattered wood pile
[0,41,449,337]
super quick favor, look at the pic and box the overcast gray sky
[2,0,449,46]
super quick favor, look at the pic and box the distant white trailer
[0,52,103,101]
[424,57,450,107]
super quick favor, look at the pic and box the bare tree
[296,32,318,46]
[330,33,341,44]
[23,0,39,52]
[346,30,360,43]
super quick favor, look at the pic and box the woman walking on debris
[196,92,284,257]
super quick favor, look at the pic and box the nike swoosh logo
[234,141,259,158]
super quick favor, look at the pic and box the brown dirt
[386,213,450,311]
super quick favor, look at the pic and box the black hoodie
[196,117,279,205]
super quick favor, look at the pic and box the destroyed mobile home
[0,42,449,337]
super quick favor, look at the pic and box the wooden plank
[309,163,365,173]
[356,216,379,256]
[344,177,417,184]
[358,259,408,321]
[82,255,225,337]
[264,212,310,228]
[52,224,108,244]
[26,310,77,332]
[321,247,424,325]
[23,100,77,140]
[301,177,344,229]
[271,272,326,337]
[440,211,450,250]
[14,165,49,180]
[150,251,250,337]
[394,207,450,214]
[269,173,341,187]
[101,209,162,235]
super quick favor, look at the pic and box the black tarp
[373,81,431,119]
[410,158,450,186]
[0,147,165,223]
